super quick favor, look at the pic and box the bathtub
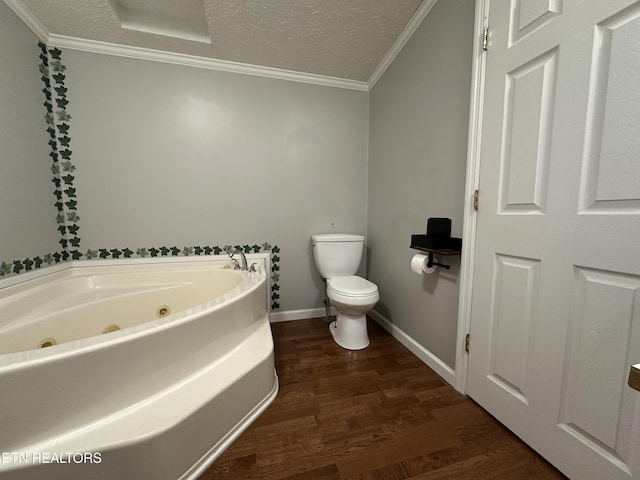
[0,257,278,480]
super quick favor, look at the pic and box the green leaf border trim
[0,253,65,277]
[39,42,81,260]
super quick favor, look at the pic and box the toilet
[311,234,379,350]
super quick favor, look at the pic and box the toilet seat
[327,276,378,297]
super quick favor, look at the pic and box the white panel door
[467,1,640,478]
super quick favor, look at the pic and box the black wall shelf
[409,245,461,256]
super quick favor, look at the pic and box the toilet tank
[311,234,364,278]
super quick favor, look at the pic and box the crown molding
[6,0,440,92]
[46,34,369,92]
[4,0,48,41]
[367,0,438,90]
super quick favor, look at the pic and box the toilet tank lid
[312,233,364,242]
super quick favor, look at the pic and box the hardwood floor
[199,317,565,480]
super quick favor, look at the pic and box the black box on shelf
[426,217,452,238]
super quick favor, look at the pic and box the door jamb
[453,0,489,393]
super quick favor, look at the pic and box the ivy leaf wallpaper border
[40,42,80,260]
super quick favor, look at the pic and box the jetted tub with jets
[0,257,278,480]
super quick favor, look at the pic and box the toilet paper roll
[411,254,437,275]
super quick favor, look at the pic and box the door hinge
[473,189,479,211]
[482,26,489,51]
[465,333,470,353]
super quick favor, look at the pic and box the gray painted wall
[367,0,475,368]
[62,50,369,311]
[0,3,60,268]
[1,1,476,372]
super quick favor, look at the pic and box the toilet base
[329,313,370,350]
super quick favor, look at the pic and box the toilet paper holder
[425,252,451,270]
[410,239,461,270]
[410,217,462,270]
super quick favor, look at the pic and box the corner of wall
[0,42,75,279]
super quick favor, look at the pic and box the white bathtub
[0,258,278,480]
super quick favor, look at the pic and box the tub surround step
[0,318,277,480]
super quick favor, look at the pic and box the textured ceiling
[13,0,425,82]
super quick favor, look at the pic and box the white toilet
[311,234,379,350]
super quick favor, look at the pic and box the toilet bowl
[311,234,379,350]
[327,276,379,350]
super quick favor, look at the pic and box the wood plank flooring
[199,317,565,480]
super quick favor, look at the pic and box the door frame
[454,0,489,393]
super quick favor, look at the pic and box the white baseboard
[269,307,336,323]
[368,309,456,387]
